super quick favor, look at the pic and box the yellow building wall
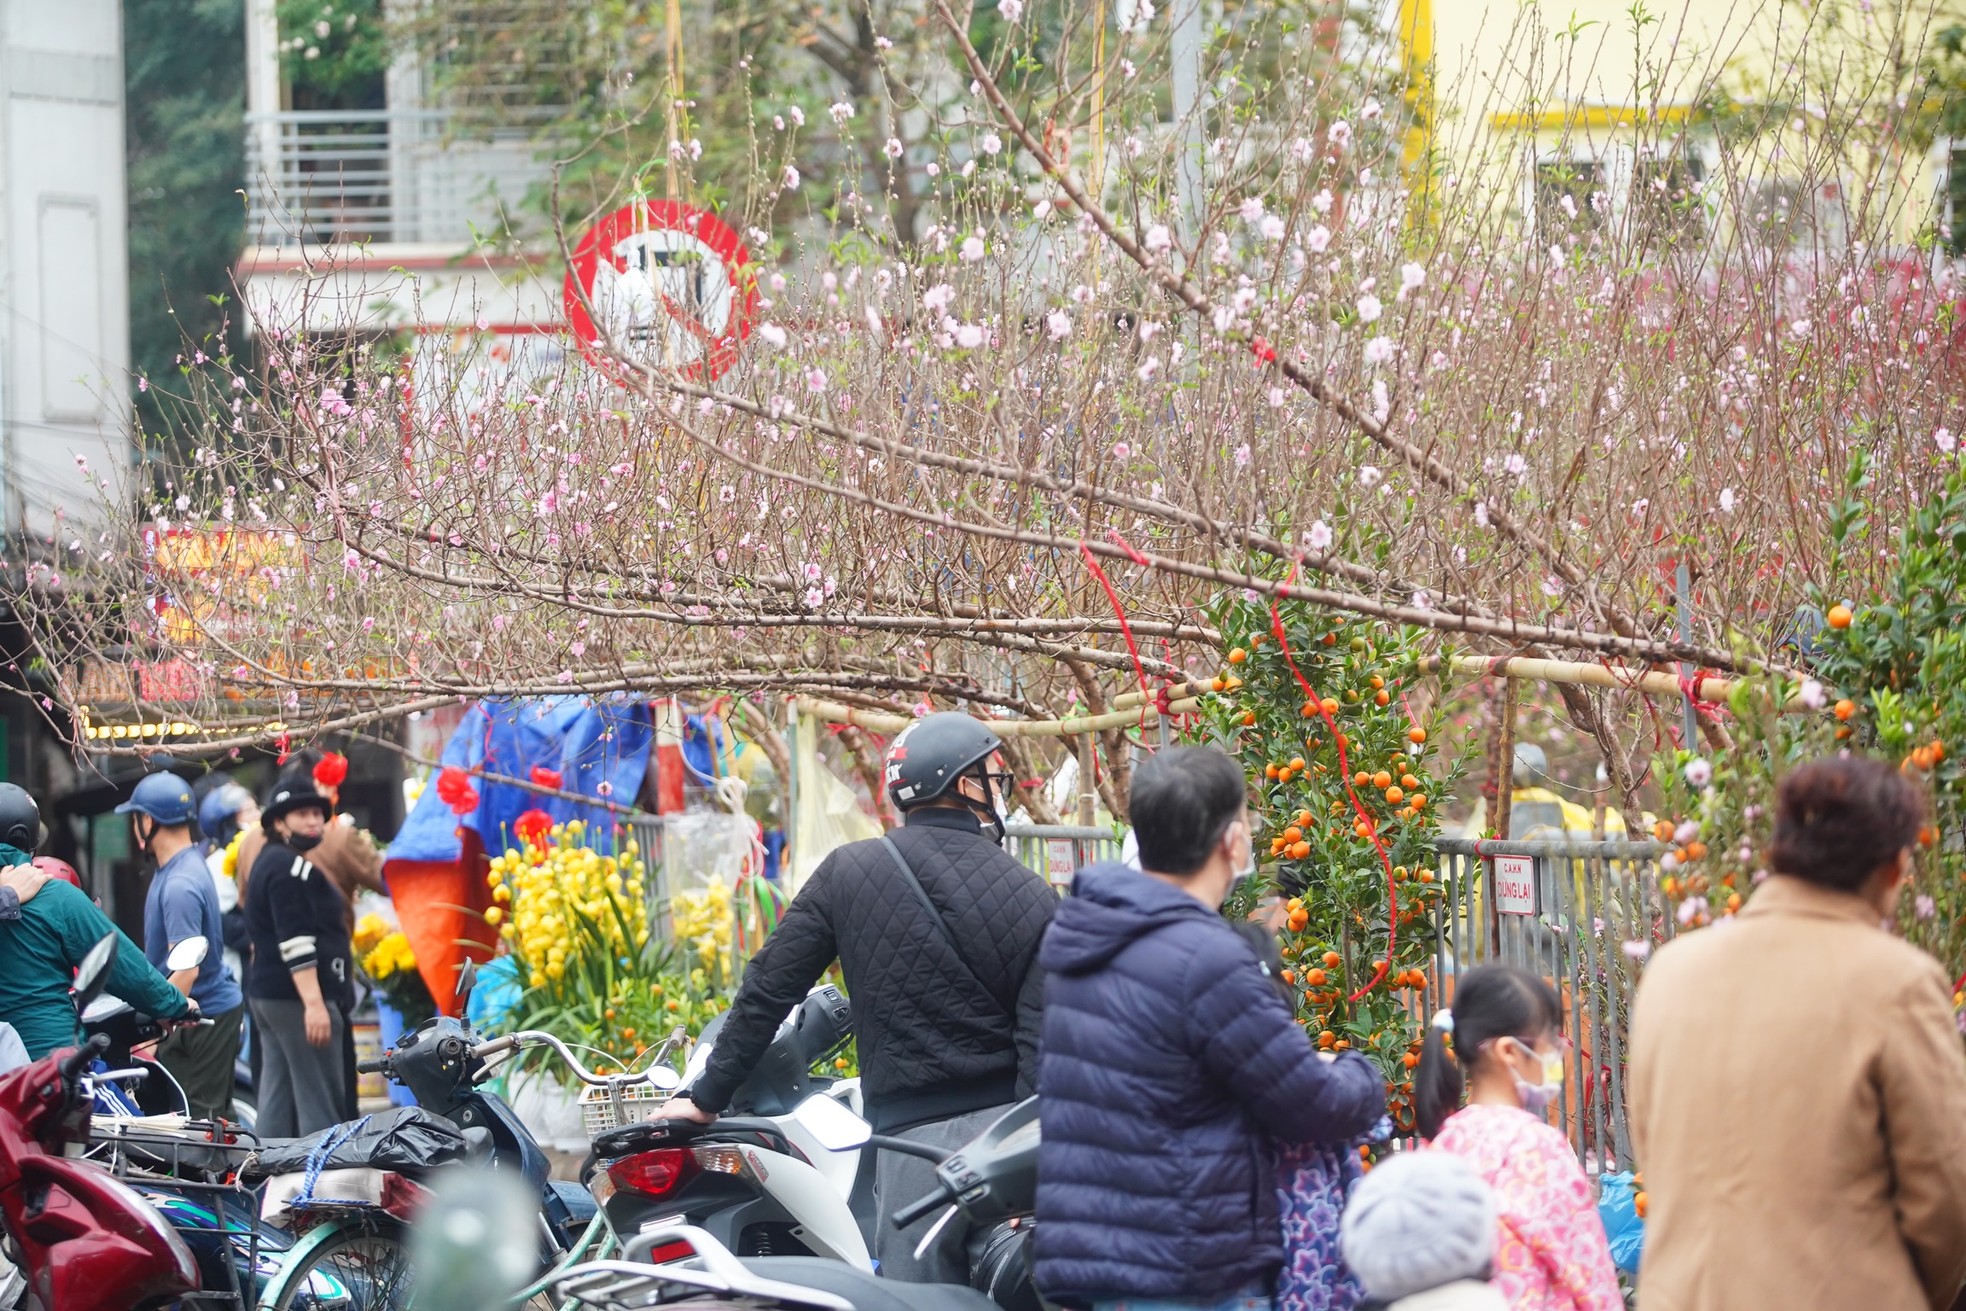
[1408,0,1966,247]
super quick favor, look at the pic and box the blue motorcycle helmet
[197,781,257,848]
[115,772,199,829]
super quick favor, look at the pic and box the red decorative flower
[436,767,479,816]
[515,808,553,847]
[313,752,350,790]
[530,766,564,791]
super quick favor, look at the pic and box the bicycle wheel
[271,1222,413,1310]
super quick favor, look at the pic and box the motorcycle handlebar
[890,1187,952,1230]
[58,1035,109,1088]
[355,1057,387,1075]
[473,1029,679,1089]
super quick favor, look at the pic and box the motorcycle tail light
[690,1145,752,1178]
[607,1147,701,1199]
[381,1172,433,1222]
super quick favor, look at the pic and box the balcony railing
[244,107,558,249]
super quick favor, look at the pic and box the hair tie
[1430,1008,1455,1034]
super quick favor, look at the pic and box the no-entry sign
[563,200,758,381]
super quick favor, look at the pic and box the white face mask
[1225,820,1256,890]
[1499,1036,1564,1116]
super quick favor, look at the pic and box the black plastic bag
[245,1106,467,1178]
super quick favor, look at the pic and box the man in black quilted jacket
[659,712,1057,1284]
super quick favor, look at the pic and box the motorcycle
[82,935,216,1122]
[586,986,871,1266]
[585,987,1040,1311]
[323,1002,679,1306]
[21,934,303,1311]
[0,934,201,1311]
[550,1100,1040,1311]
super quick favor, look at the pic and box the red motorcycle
[0,934,198,1311]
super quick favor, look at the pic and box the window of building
[1628,148,1706,249]
[1532,158,1606,247]
[1946,141,1966,257]
[1742,178,1846,256]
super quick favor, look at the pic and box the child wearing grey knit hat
[1338,1151,1507,1311]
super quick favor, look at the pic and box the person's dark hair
[1769,755,1924,892]
[1128,746,1246,876]
[1414,964,1563,1139]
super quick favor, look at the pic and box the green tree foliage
[1198,595,1466,1132]
[125,0,247,450]
[1653,451,1966,978]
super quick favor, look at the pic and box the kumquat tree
[1650,455,1966,988]
[1201,591,1469,1131]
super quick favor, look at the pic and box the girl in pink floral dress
[1413,965,1622,1311]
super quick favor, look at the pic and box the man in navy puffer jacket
[1036,746,1385,1310]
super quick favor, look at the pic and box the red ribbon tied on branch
[312,752,349,791]
[1268,564,1400,1002]
[530,766,564,791]
[436,766,480,816]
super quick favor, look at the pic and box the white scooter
[588,986,879,1267]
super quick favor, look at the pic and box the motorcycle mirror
[73,934,118,1011]
[650,1066,682,1092]
[165,936,209,973]
[454,958,478,1002]
[791,1092,871,1153]
[80,996,131,1025]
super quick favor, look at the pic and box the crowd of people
[0,710,1960,1310]
[0,763,382,1140]
[662,715,1966,1311]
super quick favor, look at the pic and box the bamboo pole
[1107,678,1214,710]
[1419,656,1760,706]
[791,693,1204,738]
[799,651,1794,746]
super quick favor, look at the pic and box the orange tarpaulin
[385,827,496,1016]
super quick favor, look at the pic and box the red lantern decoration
[436,767,479,816]
[313,752,350,791]
[530,766,564,791]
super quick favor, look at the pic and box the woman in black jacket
[243,779,354,1137]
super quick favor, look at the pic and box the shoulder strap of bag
[879,835,1010,1019]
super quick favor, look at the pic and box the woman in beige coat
[1629,756,1966,1311]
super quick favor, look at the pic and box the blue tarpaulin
[546,700,656,845]
[388,697,655,864]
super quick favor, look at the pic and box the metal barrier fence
[1003,824,1125,889]
[599,820,1655,1169]
[1422,837,1670,1172]
[618,817,1121,937]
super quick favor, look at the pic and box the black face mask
[287,832,323,853]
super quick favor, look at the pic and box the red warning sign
[563,200,759,381]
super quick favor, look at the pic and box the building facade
[0,0,131,535]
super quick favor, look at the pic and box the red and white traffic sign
[563,200,759,381]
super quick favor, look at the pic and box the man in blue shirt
[121,772,244,1119]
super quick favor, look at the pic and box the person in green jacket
[0,784,193,1058]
